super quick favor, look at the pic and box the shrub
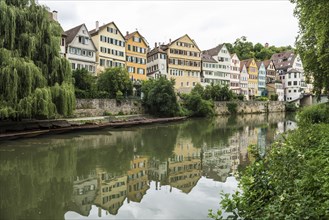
[183,93,214,117]
[285,102,298,112]
[270,94,279,101]
[297,103,329,125]
[209,105,329,220]
[255,96,269,101]
[227,102,238,114]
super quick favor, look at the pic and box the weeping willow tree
[0,0,75,120]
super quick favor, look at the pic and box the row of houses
[51,11,312,102]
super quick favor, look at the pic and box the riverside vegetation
[209,103,329,219]
[0,0,75,120]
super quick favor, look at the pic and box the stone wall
[214,101,285,115]
[74,99,144,117]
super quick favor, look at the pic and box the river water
[0,113,296,220]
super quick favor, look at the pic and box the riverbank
[0,116,186,141]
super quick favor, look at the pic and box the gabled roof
[201,53,217,63]
[270,51,296,70]
[287,68,301,73]
[203,44,224,56]
[240,58,255,68]
[89,21,125,39]
[147,45,167,57]
[64,24,97,51]
[124,31,149,47]
[256,61,264,69]
[168,34,201,52]
[240,62,247,72]
[65,24,84,45]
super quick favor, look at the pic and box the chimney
[126,31,129,36]
[52,10,58,22]
[96,21,99,31]
[265,42,269,48]
[155,42,157,47]
[169,38,171,44]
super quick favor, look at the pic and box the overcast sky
[40,0,299,50]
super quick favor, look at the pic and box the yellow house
[125,31,148,81]
[89,21,126,75]
[127,155,149,203]
[241,58,258,99]
[163,34,201,93]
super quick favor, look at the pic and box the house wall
[247,59,258,98]
[211,44,231,86]
[146,50,167,79]
[126,32,148,81]
[66,25,97,73]
[92,23,126,74]
[230,54,240,93]
[258,63,266,96]
[167,35,201,92]
[240,65,249,100]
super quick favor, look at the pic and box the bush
[210,105,329,220]
[141,77,180,117]
[255,96,269,101]
[297,103,329,125]
[182,93,214,117]
[227,102,238,114]
[270,94,279,101]
[285,102,298,112]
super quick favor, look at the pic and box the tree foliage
[203,84,235,101]
[227,36,293,61]
[97,67,133,99]
[141,77,180,117]
[0,0,75,119]
[291,0,329,98]
[210,103,329,219]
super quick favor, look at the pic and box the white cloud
[41,0,299,50]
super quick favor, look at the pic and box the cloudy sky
[40,0,299,50]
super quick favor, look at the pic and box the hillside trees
[0,0,75,119]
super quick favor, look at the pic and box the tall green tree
[291,0,329,99]
[0,0,75,119]
[141,77,180,117]
[97,67,133,99]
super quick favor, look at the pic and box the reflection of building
[168,140,202,193]
[127,156,149,203]
[148,159,168,187]
[257,127,267,158]
[94,168,127,216]
[70,171,97,216]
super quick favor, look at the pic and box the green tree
[209,104,329,219]
[97,67,133,99]
[203,84,234,101]
[232,36,255,60]
[72,68,97,98]
[291,0,329,99]
[141,76,180,117]
[0,0,75,119]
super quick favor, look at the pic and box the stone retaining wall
[214,101,285,115]
[74,99,144,117]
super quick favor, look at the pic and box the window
[137,68,145,74]
[128,45,131,50]
[100,59,105,66]
[61,38,65,46]
[71,63,76,69]
[79,36,89,44]
[293,81,297,85]
[133,37,141,42]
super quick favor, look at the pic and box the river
[0,113,296,220]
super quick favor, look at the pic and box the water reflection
[0,113,296,219]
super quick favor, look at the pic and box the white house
[146,43,167,79]
[65,24,97,74]
[200,53,221,86]
[230,53,240,94]
[202,44,231,87]
[239,63,249,100]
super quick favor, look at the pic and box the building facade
[239,63,249,100]
[125,31,148,81]
[230,53,240,94]
[89,21,126,74]
[202,44,231,87]
[65,24,97,74]
[200,53,221,87]
[164,34,202,93]
[257,61,266,96]
[146,43,167,79]
[263,60,276,83]
[241,58,258,99]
